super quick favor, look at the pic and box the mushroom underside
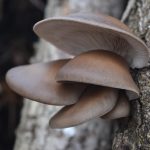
[33,13,149,68]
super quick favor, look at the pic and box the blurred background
[0,0,46,149]
[0,0,128,150]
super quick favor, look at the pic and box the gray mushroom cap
[56,50,139,100]
[102,92,130,119]
[50,86,118,128]
[33,12,149,68]
[6,59,86,105]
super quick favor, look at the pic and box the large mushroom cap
[33,13,149,68]
[50,86,118,128]
[6,59,86,105]
[56,50,139,100]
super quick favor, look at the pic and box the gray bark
[113,0,150,149]
[14,0,127,150]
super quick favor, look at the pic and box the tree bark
[14,0,127,150]
[113,0,150,149]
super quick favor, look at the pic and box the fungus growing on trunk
[49,50,138,128]
[33,12,149,68]
[6,59,86,105]
[50,86,118,128]
[6,13,149,128]
[56,50,139,100]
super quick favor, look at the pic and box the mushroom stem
[49,86,118,129]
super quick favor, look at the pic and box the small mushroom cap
[56,50,139,100]
[6,59,86,105]
[102,92,130,119]
[33,13,149,68]
[50,86,118,128]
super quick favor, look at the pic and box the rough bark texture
[113,0,150,149]
[14,0,127,150]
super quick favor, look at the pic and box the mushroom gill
[33,12,149,68]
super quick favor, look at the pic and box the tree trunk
[13,0,131,150]
[113,0,150,149]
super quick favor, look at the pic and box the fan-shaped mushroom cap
[33,13,149,68]
[102,93,130,119]
[50,86,118,128]
[56,50,139,100]
[6,59,86,105]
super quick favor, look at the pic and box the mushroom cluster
[6,13,149,128]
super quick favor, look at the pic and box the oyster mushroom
[50,50,137,128]
[6,13,150,129]
[33,12,149,68]
[32,13,149,128]
[50,91,130,128]
[56,50,139,100]
[6,59,86,105]
[50,86,118,128]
